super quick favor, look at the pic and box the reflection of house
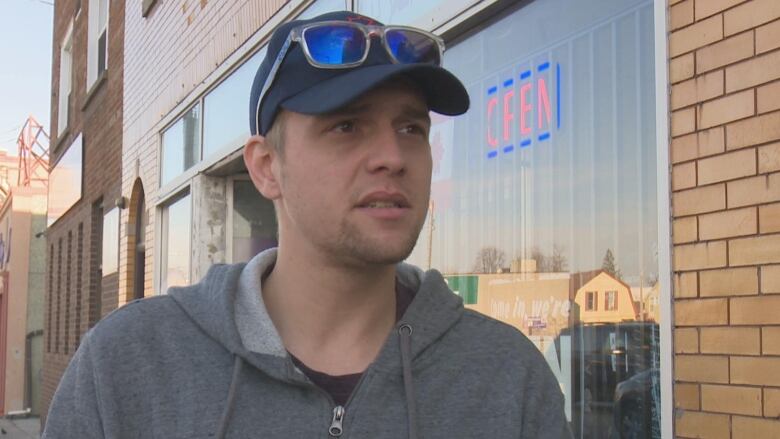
[574,271,638,324]
[640,283,660,323]
[456,271,573,343]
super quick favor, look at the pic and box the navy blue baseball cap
[249,11,470,136]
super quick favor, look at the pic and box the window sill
[82,70,108,111]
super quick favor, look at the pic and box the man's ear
[244,135,282,200]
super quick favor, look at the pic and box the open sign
[485,62,561,158]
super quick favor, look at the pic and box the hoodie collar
[169,248,464,377]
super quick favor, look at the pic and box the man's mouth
[364,201,404,209]
[356,192,411,209]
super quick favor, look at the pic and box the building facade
[668,0,780,436]
[0,149,48,416]
[38,0,780,437]
[42,0,125,423]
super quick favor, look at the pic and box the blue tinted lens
[385,29,440,65]
[304,25,366,65]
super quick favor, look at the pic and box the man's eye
[400,124,428,136]
[332,120,356,133]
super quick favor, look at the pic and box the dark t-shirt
[289,281,415,406]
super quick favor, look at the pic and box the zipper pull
[329,405,345,437]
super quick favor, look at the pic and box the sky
[0,0,54,153]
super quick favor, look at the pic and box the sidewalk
[0,417,40,439]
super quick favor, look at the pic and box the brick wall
[669,0,780,437]
[120,0,286,301]
[42,0,125,426]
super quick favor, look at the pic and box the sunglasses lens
[385,29,441,65]
[304,25,367,65]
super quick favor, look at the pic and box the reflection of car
[611,369,661,439]
[554,322,660,439]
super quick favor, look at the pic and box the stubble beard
[331,214,426,267]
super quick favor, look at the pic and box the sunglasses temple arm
[255,35,295,134]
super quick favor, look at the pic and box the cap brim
[279,63,470,117]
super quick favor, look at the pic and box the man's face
[271,83,432,267]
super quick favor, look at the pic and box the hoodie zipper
[329,405,345,436]
[317,367,370,437]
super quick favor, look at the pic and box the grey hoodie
[43,249,572,438]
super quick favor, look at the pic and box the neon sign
[485,62,562,158]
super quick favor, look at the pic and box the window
[297,0,349,19]
[161,104,201,186]
[48,135,83,226]
[160,193,191,293]
[586,292,597,311]
[87,0,109,88]
[605,290,618,311]
[101,207,119,275]
[203,50,265,159]
[58,23,74,137]
[403,0,663,437]
[230,180,277,263]
[357,0,469,27]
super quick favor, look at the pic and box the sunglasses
[255,21,446,132]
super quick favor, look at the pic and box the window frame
[157,190,192,295]
[57,21,74,139]
[586,291,597,311]
[101,206,120,276]
[159,102,203,189]
[87,0,110,90]
[605,290,618,311]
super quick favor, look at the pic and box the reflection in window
[232,180,277,263]
[101,207,119,275]
[161,104,201,186]
[605,290,617,311]
[203,49,265,158]
[586,292,597,311]
[161,193,191,293]
[48,135,83,226]
[357,0,457,26]
[297,0,348,19]
[405,0,662,437]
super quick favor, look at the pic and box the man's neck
[261,246,397,375]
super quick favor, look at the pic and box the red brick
[670,14,723,57]
[671,127,725,163]
[701,384,762,415]
[675,411,730,439]
[725,49,780,93]
[696,30,754,73]
[675,298,728,326]
[724,0,780,36]
[670,0,694,30]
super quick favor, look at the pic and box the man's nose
[365,126,407,176]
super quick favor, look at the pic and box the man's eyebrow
[400,105,431,124]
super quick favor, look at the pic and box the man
[44,11,572,438]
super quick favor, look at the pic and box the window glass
[161,104,201,186]
[58,27,73,136]
[203,48,266,159]
[406,1,662,437]
[297,0,349,19]
[48,135,83,226]
[231,180,277,262]
[161,193,191,292]
[87,0,109,86]
[356,0,471,27]
[101,207,119,275]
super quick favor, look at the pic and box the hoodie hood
[168,248,465,379]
